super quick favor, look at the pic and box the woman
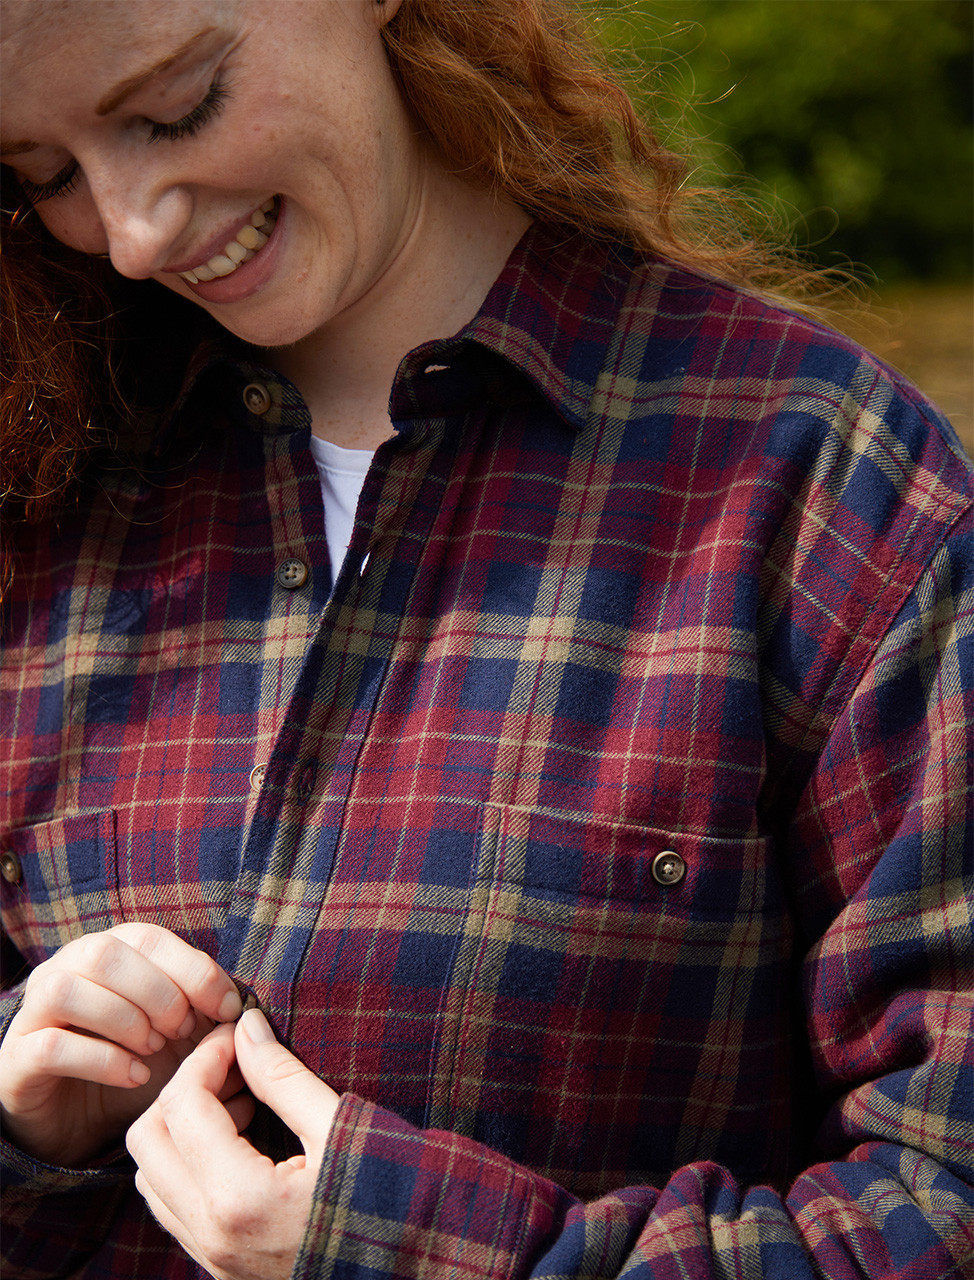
[1,2,971,1278]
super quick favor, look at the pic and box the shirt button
[651,849,686,887]
[276,558,309,589]
[0,851,22,884]
[242,382,272,416]
[249,764,266,793]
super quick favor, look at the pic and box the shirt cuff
[0,1132,133,1192]
[292,1093,566,1280]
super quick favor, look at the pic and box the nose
[87,161,190,280]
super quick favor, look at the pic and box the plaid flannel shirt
[2,225,972,1279]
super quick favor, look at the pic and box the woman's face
[0,0,426,349]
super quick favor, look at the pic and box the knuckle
[156,1079,179,1114]
[210,1187,253,1240]
[39,965,78,1012]
[201,1232,237,1273]
[31,1024,67,1066]
[111,921,167,949]
[265,1054,307,1089]
[73,930,122,978]
[126,1116,146,1158]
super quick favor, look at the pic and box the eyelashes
[148,79,230,144]
[17,162,81,205]
[17,77,231,203]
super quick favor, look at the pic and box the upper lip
[162,197,276,275]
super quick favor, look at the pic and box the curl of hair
[380,0,814,291]
[0,202,116,594]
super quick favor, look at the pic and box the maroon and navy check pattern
[2,225,972,1278]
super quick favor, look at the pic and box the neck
[268,172,531,451]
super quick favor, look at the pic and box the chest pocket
[0,811,121,972]
[426,802,790,1197]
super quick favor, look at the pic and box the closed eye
[13,76,230,203]
[148,79,230,143]
[17,160,81,204]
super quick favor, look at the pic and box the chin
[201,307,321,352]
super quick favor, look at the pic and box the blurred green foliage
[594,0,973,282]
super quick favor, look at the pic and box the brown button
[0,851,22,884]
[651,849,686,887]
[242,382,272,416]
[232,979,260,1015]
[276,558,309,589]
[249,763,266,793]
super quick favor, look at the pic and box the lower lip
[176,198,286,304]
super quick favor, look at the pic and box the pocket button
[651,849,686,887]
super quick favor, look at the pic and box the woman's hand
[0,923,243,1167]
[128,1012,340,1280]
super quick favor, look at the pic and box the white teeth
[179,197,278,285]
[208,254,237,277]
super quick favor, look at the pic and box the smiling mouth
[178,197,279,284]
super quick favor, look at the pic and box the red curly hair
[0,0,817,590]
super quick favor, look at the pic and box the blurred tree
[595,0,973,282]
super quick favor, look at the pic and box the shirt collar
[463,223,637,430]
[159,222,639,449]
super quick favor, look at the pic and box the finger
[24,939,199,1044]
[234,1010,340,1153]
[107,923,243,1025]
[128,1026,265,1211]
[3,1024,152,1102]
[11,968,166,1058]
[131,1025,240,1157]
[29,926,241,1042]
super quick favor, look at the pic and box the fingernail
[240,1008,274,1043]
[218,989,244,1022]
[175,1011,196,1039]
[146,1030,166,1054]
[129,1059,151,1085]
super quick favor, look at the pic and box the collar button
[243,382,272,416]
[1,851,22,884]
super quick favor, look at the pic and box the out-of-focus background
[595,0,973,458]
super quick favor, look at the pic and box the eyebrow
[0,139,37,157]
[1,27,220,158]
[95,26,218,116]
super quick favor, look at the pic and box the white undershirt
[307,435,373,587]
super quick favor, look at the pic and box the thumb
[234,1008,341,1153]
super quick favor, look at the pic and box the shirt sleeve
[291,508,973,1279]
